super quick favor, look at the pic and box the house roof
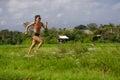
[58,35,69,39]
[83,30,93,35]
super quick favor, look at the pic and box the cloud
[8,0,28,12]
[56,13,64,18]
[0,20,6,25]
[112,2,120,10]
[13,13,24,19]
[0,8,3,14]
[0,0,120,31]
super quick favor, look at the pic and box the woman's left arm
[42,22,48,29]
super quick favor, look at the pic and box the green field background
[0,43,120,80]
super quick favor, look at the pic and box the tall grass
[0,43,120,80]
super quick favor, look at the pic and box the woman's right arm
[25,22,34,34]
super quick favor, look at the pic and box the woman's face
[36,17,41,21]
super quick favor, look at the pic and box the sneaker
[24,54,34,57]
[34,49,39,54]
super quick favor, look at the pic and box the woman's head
[35,15,41,21]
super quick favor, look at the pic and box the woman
[25,15,48,55]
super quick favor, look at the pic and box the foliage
[0,23,120,45]
[0,29,26,45]
[87,23,98,31]
[74,24,87,30]
[0,43,120,79]
[93,25,120,42]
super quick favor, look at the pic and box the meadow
[0,42,120,80]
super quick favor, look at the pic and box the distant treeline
[0,30,26,45]
[0,23,120,45]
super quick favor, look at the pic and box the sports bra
[34,23,42,30]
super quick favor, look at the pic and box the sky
[0,0,120,32]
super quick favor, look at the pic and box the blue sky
[0,0,120,31]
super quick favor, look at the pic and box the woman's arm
[25,22,34,34]
[42,22,48,29]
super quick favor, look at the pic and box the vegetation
[0,43,120,80]
[0,23,120,45]
[0,23,119,79]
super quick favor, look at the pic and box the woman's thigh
[33,36,43,42]
[31,39,36,45]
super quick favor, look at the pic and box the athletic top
[34,23,43,30]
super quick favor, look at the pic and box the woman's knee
[40,40,44,44]
[31,40,36,47]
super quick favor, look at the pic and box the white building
[58,35,69,43]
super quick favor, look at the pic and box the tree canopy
[0,23,120,45]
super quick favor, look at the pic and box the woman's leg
[28,39,36,54]
[33,36,44,50]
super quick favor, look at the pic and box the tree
[0,29,26,45]
[108,23,115,27]
[42,27,58,44]
[87,23,98,31]
[74,24,87,30]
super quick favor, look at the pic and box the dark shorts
[34,33,40,37]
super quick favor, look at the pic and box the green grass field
[0,43,120,80]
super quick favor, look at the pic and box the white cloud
[7,0,42,12]
[56,13,64,18]
[0,0,119,31]
[13,13,24,19]
[112,3,120,10]
[8,0,28,12]
[0,8,3,14]
[0,20,6,25]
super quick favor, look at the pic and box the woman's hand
[46,22,48,26]
[25,31,28,35]
[44,22,48,29]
